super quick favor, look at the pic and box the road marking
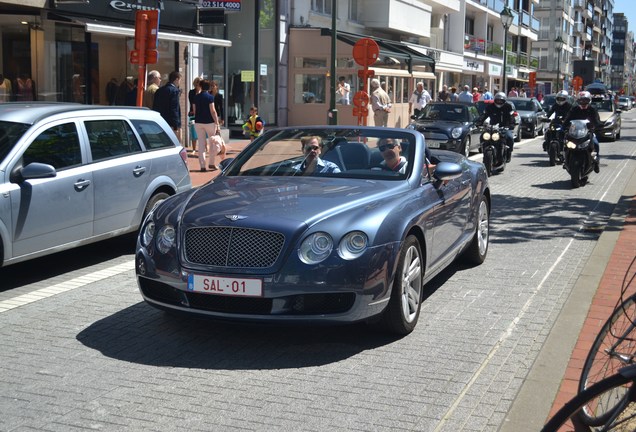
[0,260,135,313]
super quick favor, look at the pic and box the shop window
[294,57,328,68]
[295,74,326,104]
[311,0,332,15]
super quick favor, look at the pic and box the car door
[83,118,152,235]
[467,106,481,150]
[535,100,547,133]
[8,121,94,258]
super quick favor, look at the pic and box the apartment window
[348,0,360,22]
[311,0,332,15]
[465,17,475,35]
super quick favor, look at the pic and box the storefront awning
[85,22,231,47]
[320,28,435,73]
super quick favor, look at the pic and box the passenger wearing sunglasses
[376,138,408,174]
[292,136,341,175]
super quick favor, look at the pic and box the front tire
[570,156,582,188]
[549,142,558,166]
[483,147,494,176]
[142,192,171,223]
[381,236,423,335]
[461,195,489,264]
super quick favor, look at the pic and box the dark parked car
[135,126,491,335]
[406,102,481,157]
[541,93,575,113]
[508,97,548,138]
[590,96,622,141]
[0,103,192,267]
[475,100,521,142]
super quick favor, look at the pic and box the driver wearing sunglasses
[376,137,408,174]
[292,136,341,175]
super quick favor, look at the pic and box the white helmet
[556,90,569,105]
[578,91,591,108]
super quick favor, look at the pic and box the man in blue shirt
[293,136,341,175]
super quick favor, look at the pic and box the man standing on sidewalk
[153,71,182,142]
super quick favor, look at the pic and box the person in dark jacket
[563,90,602,172]
[475,92,515,162]
[153,71,182,139]
[543,90,572,151]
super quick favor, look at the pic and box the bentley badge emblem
[225,215,247,221]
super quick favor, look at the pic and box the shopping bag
[210,133,226,157]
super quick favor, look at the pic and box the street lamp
[500,6,514,94]
[555,35,565,91]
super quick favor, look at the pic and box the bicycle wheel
[579,294,636,425]
[542,371,636,431]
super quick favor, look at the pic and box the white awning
[370,67,435,80]
[85,23,232,47]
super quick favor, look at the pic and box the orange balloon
[255,121,263,131]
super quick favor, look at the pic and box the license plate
[188,274,263,297]
[426,140,442,148]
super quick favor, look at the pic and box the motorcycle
[479,124,509,176]
[542,116,566,166]
[563,119,597,188]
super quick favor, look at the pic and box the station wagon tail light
[179,148,188,165]
[298,232,333,264]
[338,231,368,260]
[156,225,176,254]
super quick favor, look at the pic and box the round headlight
[491,132,501,141]
[298,232,333,264]
[338,231,368,260]
[156,225,176,254]
[482,132,491,141]
[141,220,155,248]
[451,127,462,139]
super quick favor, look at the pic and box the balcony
[573,0,585,9]
[574,22,584,34]
[572,47,582,58]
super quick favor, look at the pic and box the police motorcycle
[563,119,596,188]
[479,124,509,176]
[542,116,566,166]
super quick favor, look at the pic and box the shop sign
[199,0,241,11]
[489,64,502,75]
[464,59,484,73]
[241,70,255,82]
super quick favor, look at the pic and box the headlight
[482,132,491,141]
[156,225,176,254]
[298,232,333,264]
[451,127,462,139]
[566,141,576,149]
[338,231,368,260]
[491,132,500,141]
[141,220,155,247]
[605,119,614,127]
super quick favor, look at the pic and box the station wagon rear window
[131,119,175,150]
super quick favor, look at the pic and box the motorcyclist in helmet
[563,90,602,173]
[543,90,572,151]
[475,92,515,162]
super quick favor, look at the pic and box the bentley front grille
[185,226,285,268]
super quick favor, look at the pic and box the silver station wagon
[0,103,191,267]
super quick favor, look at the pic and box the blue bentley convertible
[135,126,490,335]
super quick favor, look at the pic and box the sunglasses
[556,97,566,101]
[305,145,320,151]
[378,143,397,152]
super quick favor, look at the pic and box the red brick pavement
[185,138,250,187]
[547,197,636,421]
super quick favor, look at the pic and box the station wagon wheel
[382,235,423,335]
[461,195,489,264]
[142,192,170,223]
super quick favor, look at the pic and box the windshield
[419,104,469,122]
[591,99,613,112]
[0,121,31,162]
[223,128,418,180]
[512,100,535,111]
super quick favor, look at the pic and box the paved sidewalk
[503,167,636,430]
[184,137,250,187]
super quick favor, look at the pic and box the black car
[507,97,548,138]
[541,93,575,113]
[407,102,481,157]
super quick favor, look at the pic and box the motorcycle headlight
[299,232,333,264]
[338,231,368,260]
[451,127,462,139]
[482,132,491,141]
[141,220,155,248]
[491,132,501,141]
[156,225,176,254]
[566,141,576,149]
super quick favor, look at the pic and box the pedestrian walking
[153,71,182,141]
[193,79,220,171]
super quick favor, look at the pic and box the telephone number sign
[200,0,241,10]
